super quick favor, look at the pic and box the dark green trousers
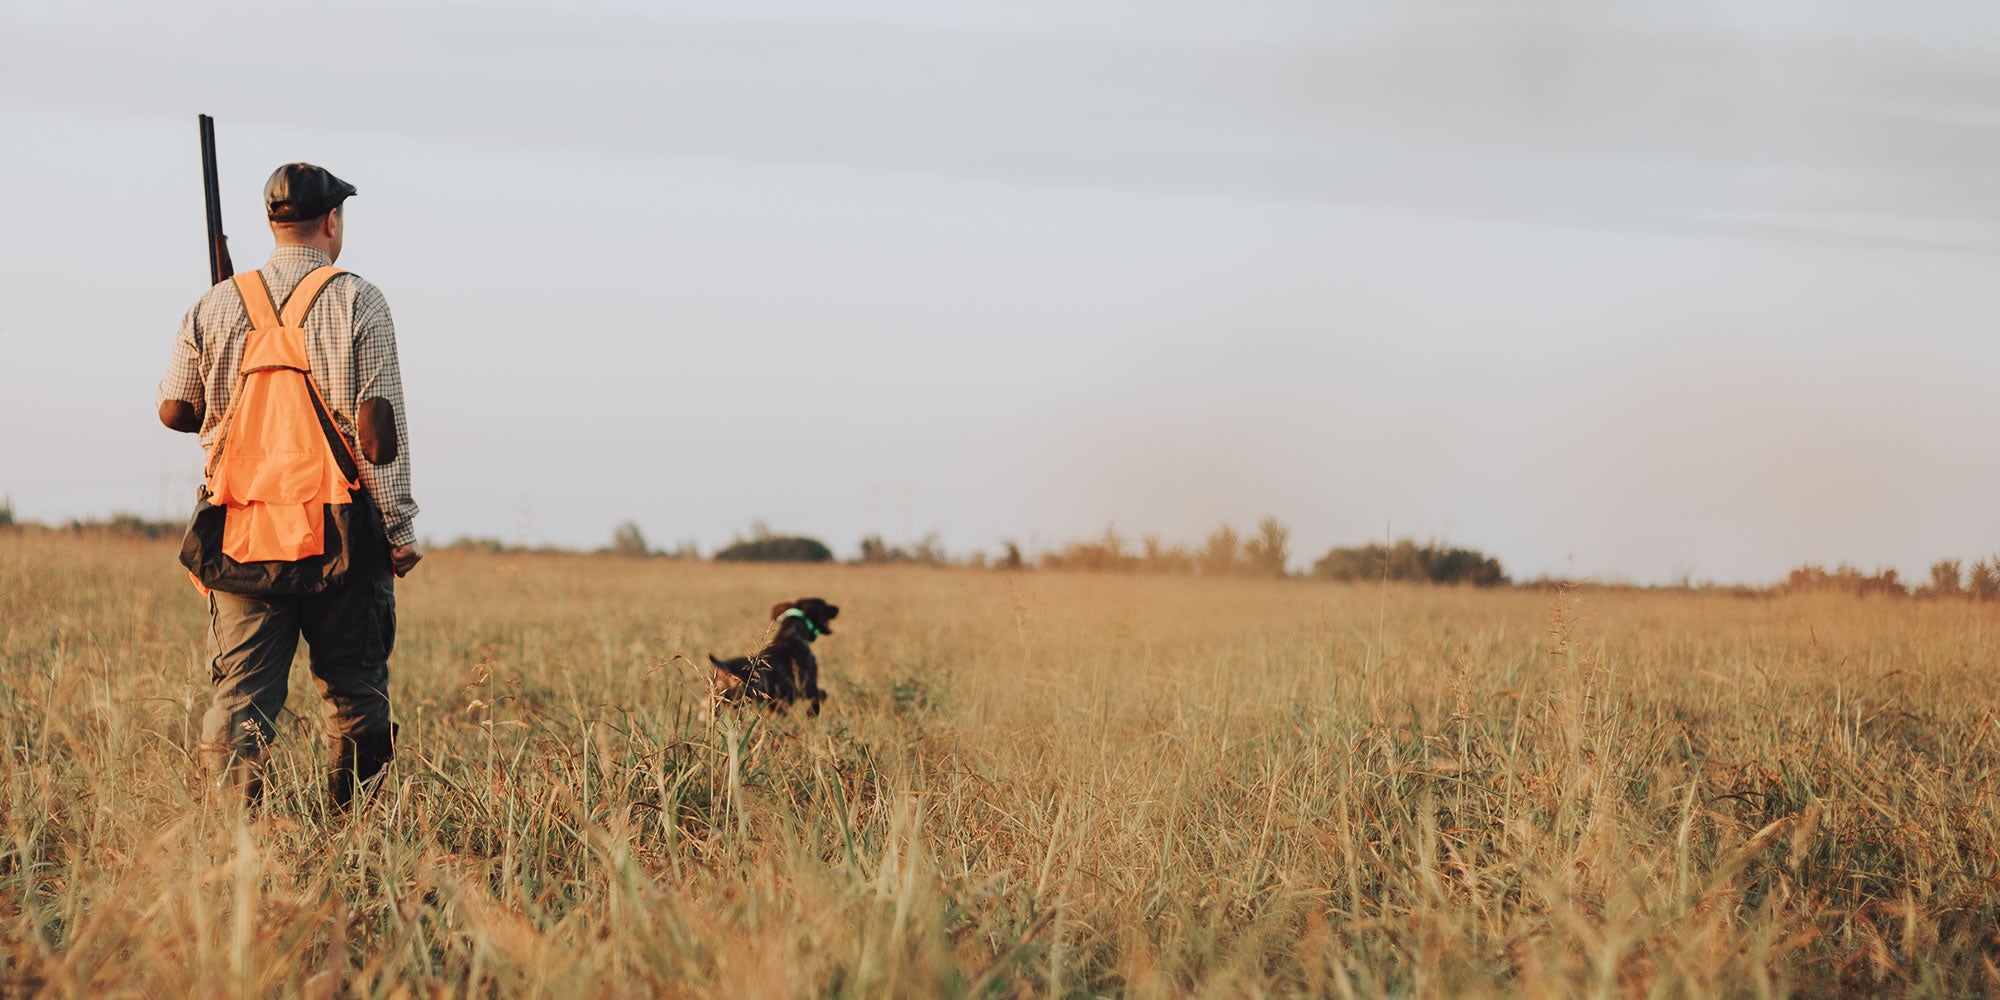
[198,571,396,773]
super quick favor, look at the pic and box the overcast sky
[4,0,1999,583]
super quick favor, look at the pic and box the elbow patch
[357,396,398,465]
[160,399,202,434]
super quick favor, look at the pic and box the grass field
[4,530,1999,997]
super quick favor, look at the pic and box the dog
[707,597,838,716]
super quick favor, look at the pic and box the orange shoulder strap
[231,272,281,330]
[281,266,346,328]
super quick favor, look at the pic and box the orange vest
[204,266,359,563]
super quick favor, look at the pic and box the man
[158,162,421,812]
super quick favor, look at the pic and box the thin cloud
[5,2,1999,255]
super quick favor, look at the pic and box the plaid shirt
[159,245,419,547]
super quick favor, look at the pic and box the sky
[3,0,1999,584]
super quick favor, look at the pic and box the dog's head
[771,597,839,638]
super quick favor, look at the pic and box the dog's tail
[709,654,748,678]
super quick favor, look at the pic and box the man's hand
[390,543,423,578]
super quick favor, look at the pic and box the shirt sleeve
[352,282,420,548]
[158,303,204,408]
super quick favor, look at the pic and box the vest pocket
[222,500,326,562]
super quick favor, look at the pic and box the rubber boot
[327,724,397,815]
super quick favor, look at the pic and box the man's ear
[771,601,794,619]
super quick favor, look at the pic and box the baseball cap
[265,163,357,222]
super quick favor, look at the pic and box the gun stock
[198,114,233,284]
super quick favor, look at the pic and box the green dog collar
[778,607,822,637]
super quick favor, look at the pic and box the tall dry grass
[3,530,1998,997]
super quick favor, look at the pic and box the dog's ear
[770,601,795,620]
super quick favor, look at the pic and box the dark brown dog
[708,597,837,716]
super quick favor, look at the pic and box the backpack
[179,265,388,595]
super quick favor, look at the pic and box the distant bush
[857,533,948,566]
[1972,559,2000,601]
[1312,539,1507,587]
[610,521,649,557]
[1198,525,1242,577]
[1041,528,1199,574]
[714,536,833,563]
[1892,555,2000,601]
[441,537,598,556]
[1919,559,1964,598]
[1040,526,1136,573]
[1242,517,1290,578]
[62,513,180,541]
[1138,534,1196,575]
[1035,519,1298,577]
[1784,564,1907,598]
[0,497,13,531]
[445,536,512,554]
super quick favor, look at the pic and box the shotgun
[198,114,233,284]
[162,114,233,433]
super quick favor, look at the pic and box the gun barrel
[198,114,233,284]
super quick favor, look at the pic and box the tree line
[43,504,1997,598]
[1785,558,2000,600]
[589,516,1510,586]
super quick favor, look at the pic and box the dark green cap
[265,162,356,222]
